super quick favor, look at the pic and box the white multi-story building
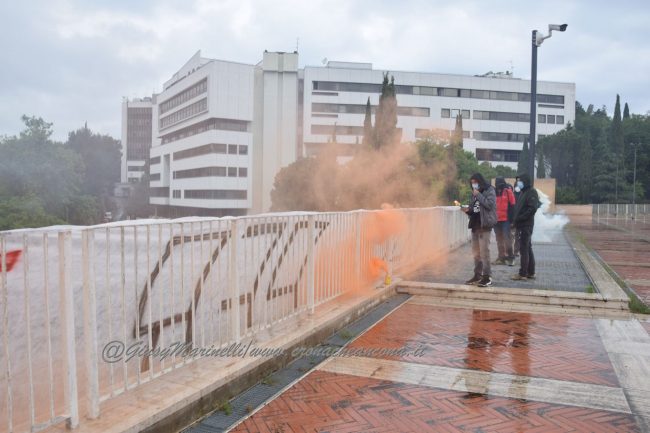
[125,51,575,217]
[302,63,575,165]
[120,97,154,184]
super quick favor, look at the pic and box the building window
[173,143,228,160]
[126,106,152,161]
[173,166,227,179]
[475,149,521,162]
[228,144,238,154]
[311,124,365,136]
[441,109,451,118]
[150,187,169,198]
[161,118,249,145]
[556,115,564,124]
[473,110,530,122]
[448,109,470,119]
[238,145,248,155]
[159,98,208,129]
[183,189,248,200]
[150,156,161,165]
[149,173,161,181]
[227,167,237,177]
[172,190,181,199]
[310,81,565,105]
[547,115,556,124]
[538,114,547,123]
[128,165,146,172]
[238,167,248,177]
[473,131,529,142]
[159,78,208,114]
[311,102,429,117]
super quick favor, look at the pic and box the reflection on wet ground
[228,300,646,432]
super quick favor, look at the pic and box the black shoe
[492,258,506,265]
[465,275,481,285]
[506,259,515,266]
[527,274,536,280]
[477,276,492,287]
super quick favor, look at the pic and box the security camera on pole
[529,24,567,186]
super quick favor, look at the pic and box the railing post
[307,215,315,314]
[355,212,361,281]
[82,230,100,419]
[59,231,79,429]
[229,219,240,342]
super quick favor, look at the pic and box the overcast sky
[1,0,648,141]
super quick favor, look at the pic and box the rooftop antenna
[322,57,328,65]
[509,59,514,76]
[296,37,299,52]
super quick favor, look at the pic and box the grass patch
[337,329,354,339]
[629,294,650,315]
[219,400,232,415]
[585,284,596,294]
[261,375,277,386]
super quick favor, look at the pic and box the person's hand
[472,188,479,197]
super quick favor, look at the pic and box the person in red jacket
[493,177,516,266]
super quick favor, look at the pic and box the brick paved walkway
[407,228,591,292]
[227,299,649,432]
[571,217,650,306]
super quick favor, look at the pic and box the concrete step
[397,281,629,311]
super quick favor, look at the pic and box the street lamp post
[631,143,637,206]
[529,24,567,186]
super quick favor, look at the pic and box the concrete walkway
[408,228,591,293]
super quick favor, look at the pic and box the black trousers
[518,225,535,277]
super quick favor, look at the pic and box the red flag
[0,250,22,272]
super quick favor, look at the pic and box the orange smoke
[369,257,388,279]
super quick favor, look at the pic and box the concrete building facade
[123,51,575,217]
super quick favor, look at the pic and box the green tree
[125,175,154,218]
[623,102,630,119]
[517,139,529,174]
[362,97,373,148]
[373,73,399,149]
[0,116,86,221]
[66,124,121,215]
[0,195,64,231]
[451,114,464,147]
[610,94,624,157]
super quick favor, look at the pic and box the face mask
[471,183,479,190]
[514,186,521,193]
[516,181,524,189]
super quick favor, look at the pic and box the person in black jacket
[461,172,497,287]
[510,173,539,280]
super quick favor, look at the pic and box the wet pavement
[227,299,649,433]
[572,217,650,306]
[408,228,591,293]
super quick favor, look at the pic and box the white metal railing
[0,207,469,432]
[593,203,650,219]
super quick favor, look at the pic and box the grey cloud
[0,0,648,141]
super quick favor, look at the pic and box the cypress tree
[610,94,625,185]
[517,139,529,175]
[373,72,398,149]
[362,97,373,148]
[623,102,630,119]
[611,94,624,155]
[451,114,464,147]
